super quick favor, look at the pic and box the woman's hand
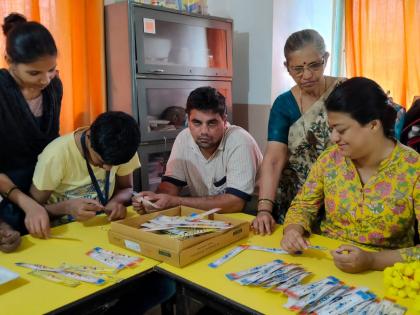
[24,205,50,238]
[331,244,374,273]
[281,224,310,253]
[132,194,145,214]
[251,211,276,235]
[132,191,172,214]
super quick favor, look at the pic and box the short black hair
[186,86,226,117]
[90,111,140,165]
[325,77,397,139]
[2,13,57,63]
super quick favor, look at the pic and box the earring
[370,121,377,130]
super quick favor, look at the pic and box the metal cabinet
[105,2,233,190]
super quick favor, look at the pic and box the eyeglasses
[287,57,325,76]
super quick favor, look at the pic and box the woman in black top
[0,13,62,249]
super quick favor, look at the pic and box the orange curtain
[0,0,106,134]
[345,0,420,109]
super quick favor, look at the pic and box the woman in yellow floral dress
[281,77,419,273]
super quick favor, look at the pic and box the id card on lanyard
[81,131,110,207]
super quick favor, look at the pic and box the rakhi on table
[16,262,107,286]
[140,208,228,229]
[139,208,232,239]
[15,247,142,287]
[225,260,406,315]
[208,244,328,268]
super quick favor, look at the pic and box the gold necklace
[299,77,327,147]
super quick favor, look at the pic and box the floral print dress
[284,143,420,262]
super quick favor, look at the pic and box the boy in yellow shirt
[29,111,140,236]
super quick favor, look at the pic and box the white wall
[207,0,274,151]
[208,0,274,106]
[271,0,334,102]
[209,0,335,105]
[208,0,335,151]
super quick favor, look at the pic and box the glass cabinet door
[136,141,173,192]
[133,6,232,77]
[136,79,232,142]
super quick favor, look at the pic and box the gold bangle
[4,186,19,199]
[257,209,273,216]
[258,201,273,208]
[258,198,275,206]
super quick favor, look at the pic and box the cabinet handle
[148,69,165,73]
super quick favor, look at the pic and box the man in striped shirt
[133,86,262,213]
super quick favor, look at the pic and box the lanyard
[80,131,110,206]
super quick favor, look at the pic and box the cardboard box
[108,206,249,267]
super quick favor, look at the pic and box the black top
[0,69,62,173]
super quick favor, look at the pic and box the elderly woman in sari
[252,29,342,234]
[281,77,419,273]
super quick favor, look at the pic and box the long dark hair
[325,77,397,138]
[2,13,57,63]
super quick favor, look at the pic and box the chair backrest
[400,99,420,153]
[393,103,406,141]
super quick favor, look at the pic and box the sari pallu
[275,79,340,223]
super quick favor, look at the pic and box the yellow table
[0,214,159,315]
[156,213,416,315]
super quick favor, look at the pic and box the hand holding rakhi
[67,198,103,221]
[331,244,374,273]
[104,200,127,221]
[132,192,146,214]
[133,191,165,213]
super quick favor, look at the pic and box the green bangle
[4,186,19,199]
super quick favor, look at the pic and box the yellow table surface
[0,214,159,315]
[157,213,416,315]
